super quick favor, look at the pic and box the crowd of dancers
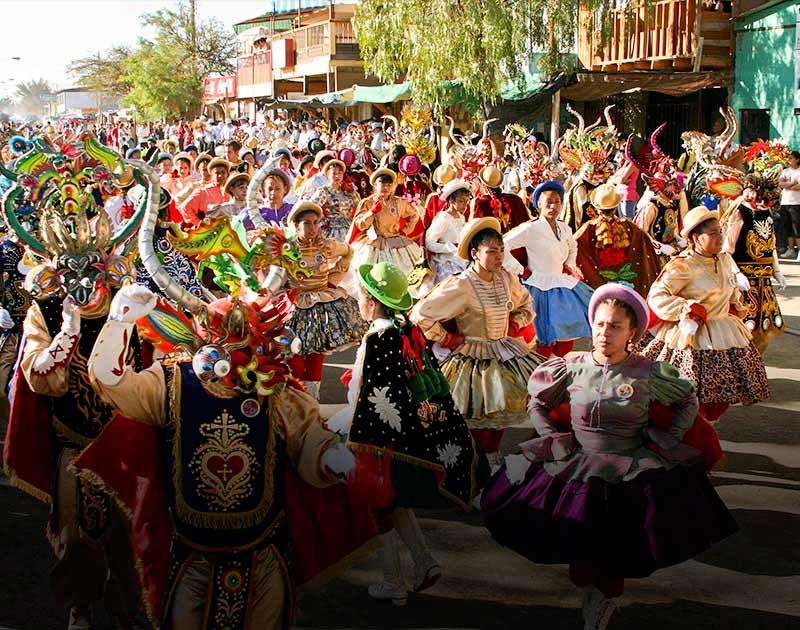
[0,103,786,630]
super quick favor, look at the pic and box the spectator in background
[778,150,800,259]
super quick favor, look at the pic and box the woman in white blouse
[425,179,471,283]
[503,180,594,357]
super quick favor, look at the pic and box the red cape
[72,412,382,626]
[2,341,56,503]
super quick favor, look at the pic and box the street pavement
[1,262,799,629]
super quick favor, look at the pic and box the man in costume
[76,164,379,630]
[469,164,530,233]
[574,183,662,298]
[2,133,147,629]
[559,105,619,233]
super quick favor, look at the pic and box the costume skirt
[440,352,544,429]
[635,332,769,405]
[352,236,423,277]
[320,216,352,243]
[526,281,593,346]
[738,261,785,353]
[431,257,468,285]
[480,459,737,578]
[286,297,367,354]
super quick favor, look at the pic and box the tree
[354,0,625,116]
[0,96,13,113]
[123,0,237,121]
[67,46,133,98]
[14,79,52,116]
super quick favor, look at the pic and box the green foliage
[67,46,132,98]
[14,79,52,116]
[67,0,237,121]
[355,0,639,116]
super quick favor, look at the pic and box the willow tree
[355,0,622,115]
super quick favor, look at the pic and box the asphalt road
[1,263,799,630]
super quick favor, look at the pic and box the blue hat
[184,144,197,152]
[157,152,173,163]
[532,180,565,208]
[125,147,141,159]
[272,148,292,161]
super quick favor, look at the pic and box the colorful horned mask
[4,132,143,309]
[625,123,682,200]
[559,105,619,186]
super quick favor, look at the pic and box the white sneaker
[583,588,617,630]
[368,581,408,606]
[413,560,442,592]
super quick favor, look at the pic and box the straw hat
[456,217,502,260]
[369,168,397,186]
[208,157,232,172]
[194,152,213,169]
[173,152,193,165]
[222,172,250,196]
[589,183,622,210]
[432,163,457,187]
[680,206,720,239]
[286,200,323,225]
[478,164,503,189]
[313,150,336,169]
[323,159,347,174]
[440,178,470,202]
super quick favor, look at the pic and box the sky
[0,0,271,98]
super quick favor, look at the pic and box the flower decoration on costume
[369,386,402,432]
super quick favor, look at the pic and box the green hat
[358,262,413,312]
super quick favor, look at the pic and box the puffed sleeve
[327,238,354,285]
[353,197,376,231]
[520,357,576,461]
[20,302,72,397]
[646,258,697,322]
[507,271,535,327]
[633,201,657,236]
[722,205,743,254]
[274,386,339,488]
[425,213,457,255]
[89,362,168,427]
[645,361,698,446]
[397,197,419,235]
[408,275,468,342]
[565,224,578,270]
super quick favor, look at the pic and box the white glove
[321,443,356,481]
[735,272,751,292]
[678,318,699,337]
[774,271,787,291]
[0,308,14,330]
[325,407,354,436]
[675,236,688,249]
[61,297,81,334]
[109,284,157,323]
[503,454,531,486]
[655,242,676,256]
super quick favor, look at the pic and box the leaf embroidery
[368,386,402,432]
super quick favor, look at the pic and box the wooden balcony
[271,19,361,66]
[578,0,732,72]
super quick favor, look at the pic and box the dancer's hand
[61,297,81,334]
[109,285,157,323]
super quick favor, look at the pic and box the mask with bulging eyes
[192,343,232,383]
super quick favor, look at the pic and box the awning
[352,82,413,104]
[560,71,731,101]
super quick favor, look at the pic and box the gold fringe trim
[2,466,52,503]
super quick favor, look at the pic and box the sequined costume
[310,184,361,242]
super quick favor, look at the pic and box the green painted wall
[732,1,799,147]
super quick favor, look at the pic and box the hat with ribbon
[358,262,413,311]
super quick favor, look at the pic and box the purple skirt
[480,461,736,578]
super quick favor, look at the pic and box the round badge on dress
[241,398,261,418]
[505,300,514,311]
[616,384,634,400]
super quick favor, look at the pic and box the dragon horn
[624,134,651,177]
[604,105,616,133]
[649,122,667,156]
[93,209,112,251]
[719,106,738,158]
[566,104,585,136]
[482,118,498,140]
[135,159,207,316]
[382,114,399,131]
[584,115,603,134]
[4,186,46,254]
[445,116,464,149]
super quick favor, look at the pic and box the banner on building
[203,76,237,102]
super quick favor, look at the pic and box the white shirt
[780,167,800,205]
[426,210,465,256]
[503,218,579,290]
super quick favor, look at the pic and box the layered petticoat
[635,331,769,405]
[351,236,423,278]
[525,280,593,346]
[480,458,737,578]
[286,296,367,354]
[440,337,545,429]
[320,216,352,243]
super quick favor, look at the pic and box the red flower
[598,247,627,268]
